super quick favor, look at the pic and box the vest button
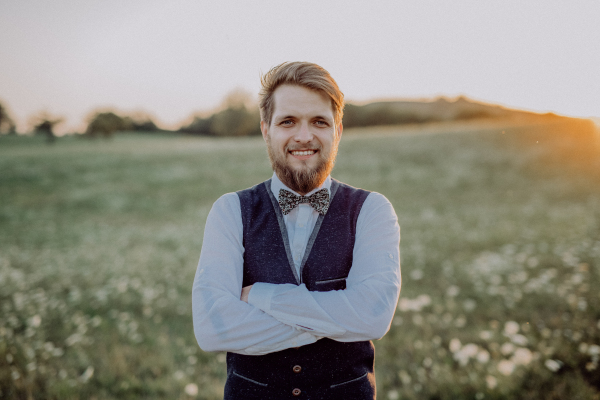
[293,365,302,373]
[292,388,301,396]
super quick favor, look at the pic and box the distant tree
[180,113,214,135]
[180,89,261,136]
[31,113,63,143]
[128,117,158,132]
[86,111,131,138]
[124,111,159,132]
[0,101,17,134]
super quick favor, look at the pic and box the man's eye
[314,120,328,126]
[281,120,294,126]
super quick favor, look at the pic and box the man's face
[261,84,342,195]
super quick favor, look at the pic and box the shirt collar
[270,172,331,199]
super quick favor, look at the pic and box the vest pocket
[231,371,268,387]
[330,372,368,388]
[315,276,347,291]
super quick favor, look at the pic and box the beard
[266,137,339,195]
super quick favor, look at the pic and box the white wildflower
[462,344,479,358]
[501,342,515,356]
[449,338,462,353]
[463,299,477,312]
[511,348,533,365]
[454,343,479,366]
[497,360,515,376]
[30,315,42,328]
[504,321,519,335]
[184,383,198,396]
[416,294,431,307]
[79,366,94,383]
[479,330,492,340]
[454,315,467,328]
[477,349,490,364]
[173,370,185,380]
[410,270,423,280]
[510,334,528,346]
[65,333,81,347]
[545,359,561,372]
[486,375,497,389]
[398,370,411,385]
[446,286,460,297]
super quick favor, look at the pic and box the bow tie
[278,188,330,216]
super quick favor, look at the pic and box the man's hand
[241,285,253,303]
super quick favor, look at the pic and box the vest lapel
[265,180,300,284]
[264,179,340,285]
[298,179,340,284]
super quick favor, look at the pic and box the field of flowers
[1,116,599,399]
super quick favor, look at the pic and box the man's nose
[294,122,313,142]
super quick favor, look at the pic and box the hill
[343,96,547,128]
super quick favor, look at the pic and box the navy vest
[225,179,375,400]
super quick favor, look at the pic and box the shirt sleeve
[192,193,320,355]
[247,192,401,341]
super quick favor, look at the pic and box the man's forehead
[271,85,335,119]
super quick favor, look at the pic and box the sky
[1,0,599,133]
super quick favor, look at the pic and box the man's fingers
[241,285,253,302]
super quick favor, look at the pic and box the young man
[192,62,401,399]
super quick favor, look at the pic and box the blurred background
[1,1,600,399]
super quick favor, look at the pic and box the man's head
[259,62,344,195]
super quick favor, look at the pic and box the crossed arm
[192,192,401,356]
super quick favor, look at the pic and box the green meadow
[1,116,599,399]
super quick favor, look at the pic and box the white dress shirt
[192,173,401,356]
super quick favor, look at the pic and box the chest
[238,180,368,292]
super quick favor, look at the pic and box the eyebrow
[275,114,331,121]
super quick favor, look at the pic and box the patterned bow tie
[278,188,330,215]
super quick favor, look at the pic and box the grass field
[1,116,600,399]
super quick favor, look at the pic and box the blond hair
[259,62,344,126]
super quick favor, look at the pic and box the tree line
[0,92,519,141]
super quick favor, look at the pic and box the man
[192,62,401,399]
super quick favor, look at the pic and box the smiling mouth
[289,150,317,156]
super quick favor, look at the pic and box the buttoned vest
[225,179,375,400]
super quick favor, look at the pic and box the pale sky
[1,0,599,133]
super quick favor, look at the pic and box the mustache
[286,144,322,151]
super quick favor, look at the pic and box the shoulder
[332,179,392,211]
[235,180,271,205]
[332,179,371,196]
[364,191,394,211]
[330,180,370,213]
[207,192,241,225]
[359,191,398,227]
[236,180,269,196]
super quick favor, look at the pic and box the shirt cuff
[247,282,277,313]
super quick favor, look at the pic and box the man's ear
[337,122,343,139]
[261,120,268,142]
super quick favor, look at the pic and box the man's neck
[271,172,331,197]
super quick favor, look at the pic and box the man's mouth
[289,150,316,156]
